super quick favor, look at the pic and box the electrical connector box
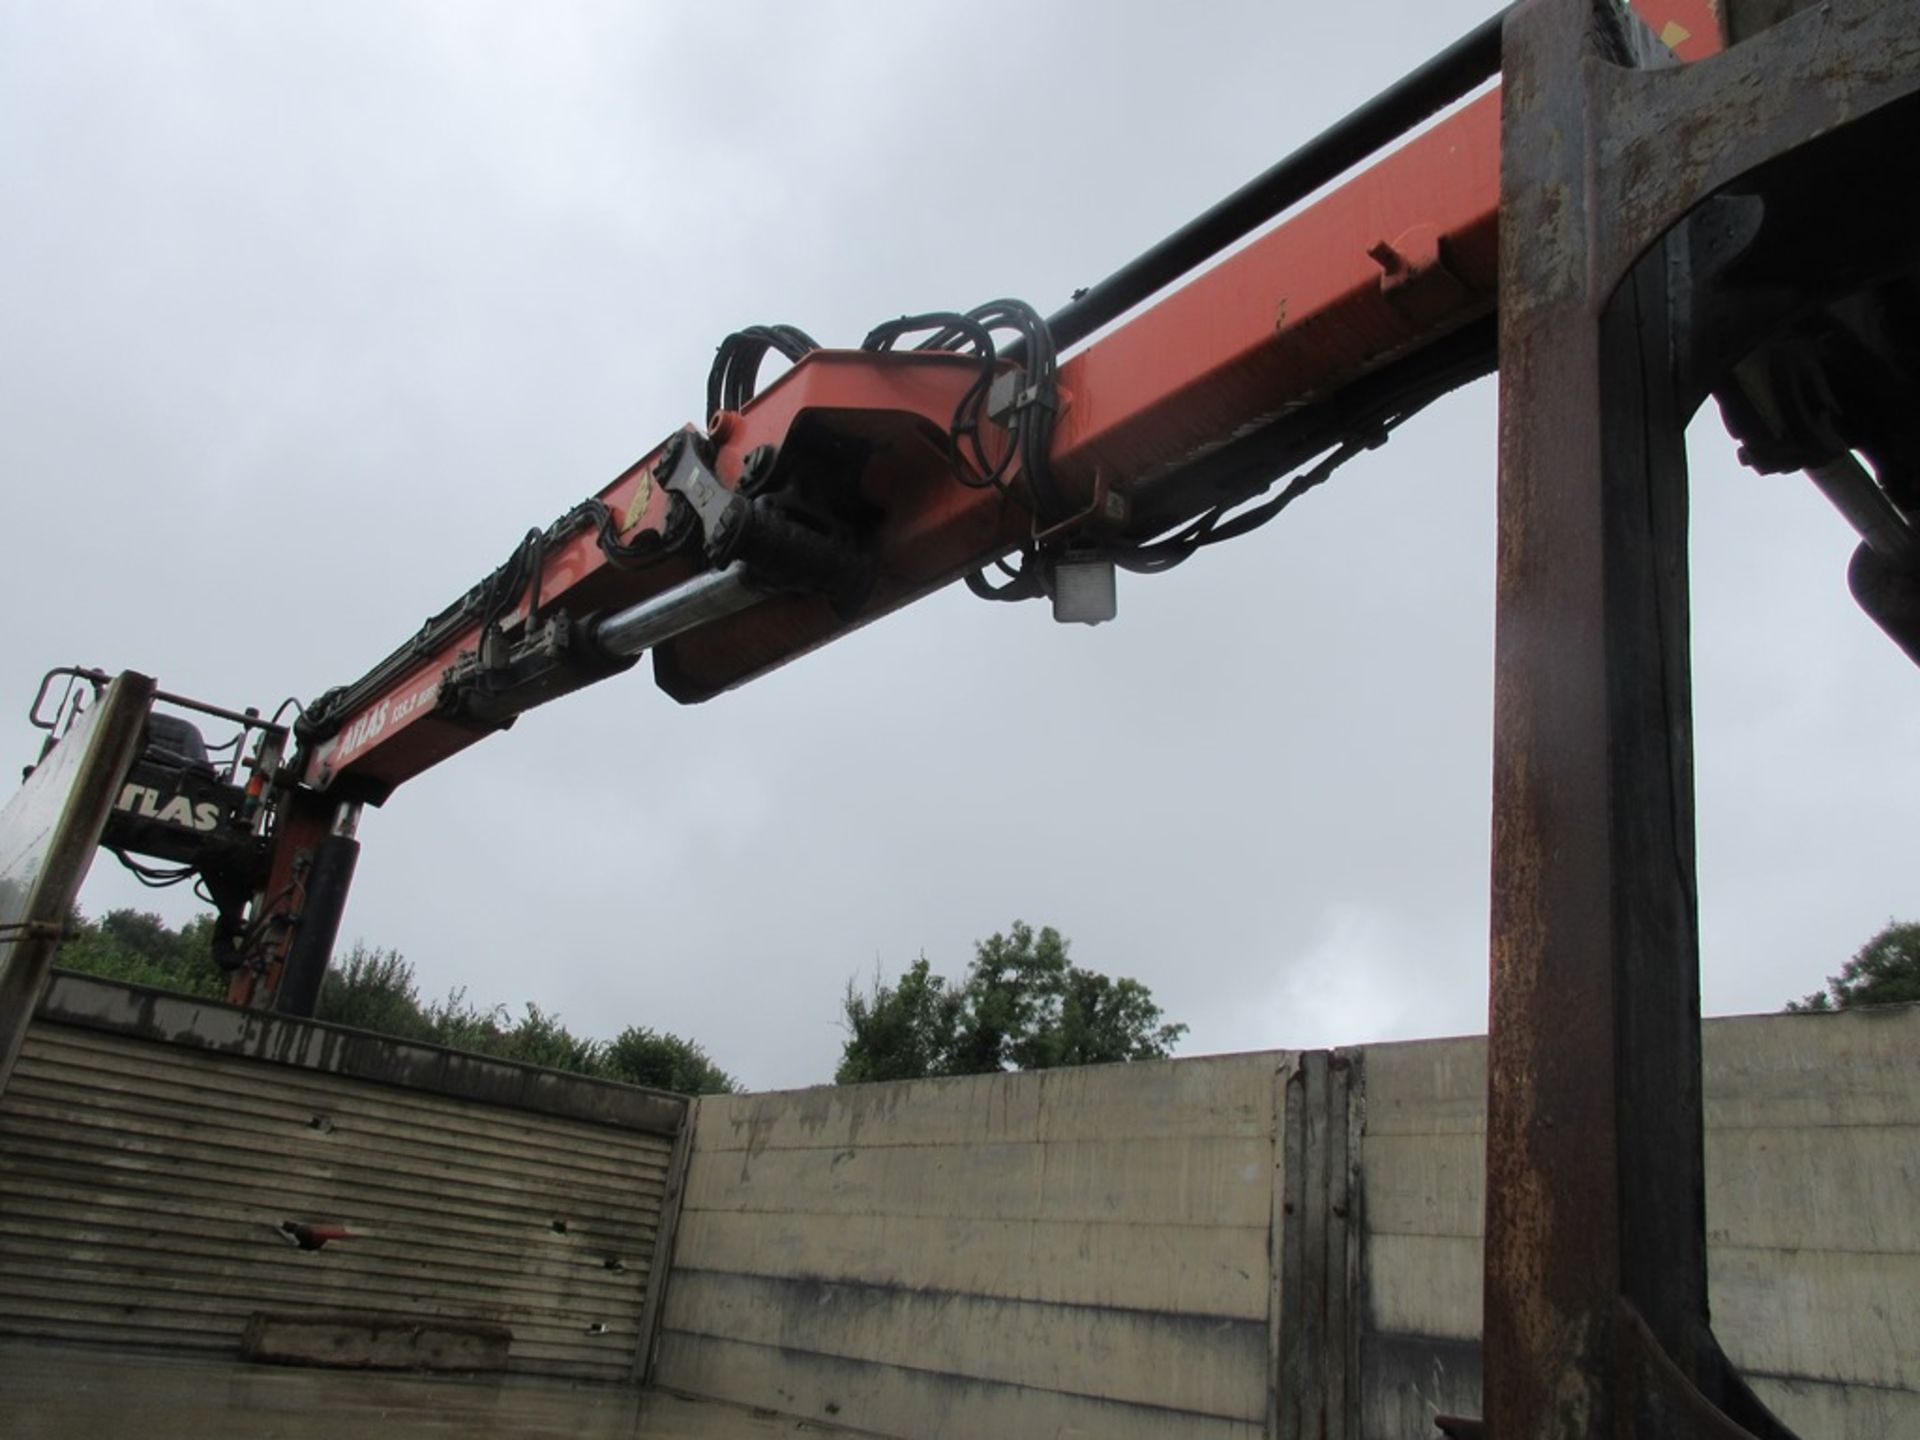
[1051,556,1117,626]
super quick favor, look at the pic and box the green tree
[836,921,1186,1084]
[320,943,436,1040]
[603,1027,740,1095]
[839,956,965,1084]
[494,1002,605,1073]
[955,923,1067,1074]
[1045,967,1187,1068]
[1789,919,1920,1011]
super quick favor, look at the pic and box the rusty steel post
[1484,0,1920,1435]
[1486,8,1708,1430]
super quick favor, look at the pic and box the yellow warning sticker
[1659,19,1693,48]
[621,472,653,533]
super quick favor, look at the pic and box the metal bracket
[1368,224,1473,328]
[1031,469,1128,546]
[654,428,871,612]
[655,430,745,558]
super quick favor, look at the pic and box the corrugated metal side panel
[0,1021,674,1381]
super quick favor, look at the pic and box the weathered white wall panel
[1701,1005,1920,1421]
[654,1053,1281,1440]
[681,1134,1275,1226]
[659,1332,1264,1440]
[672,1210,1271,1319]
[1355,1006,1920,1440]
[0,978,686,1382]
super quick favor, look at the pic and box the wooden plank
[1265,1063,1290,1440]
[634,1113,692,1384]
[0,1338,882,1440]
[0,1162,658,1277]
[0,1271,640,1353]
[15,1029,687,1159]
[695,1051,1280,1154]
[0,1198,654,1287]
[241,1310,513,1372]
[14,1026,678,1170]
[36,976,689,1137]
[0,1125,664,1239]
[0,1304,640,1376]
[5,1056,674,1185]
[0,1018,672,1382]
[681,1133,1276,1227]
[671,1208,1270,1320]
[1326,1055,1354,1439]
[0,1231,647,1312]
[0,1169,659,1272]
[0,1311,238,1350]
[0,1316,631,1383]
[1274,1057,1312,1440]
[0,1236,645,1322]
[1297,1055,1329,1435]
[0,1120,664,1233]
[662,1268,1266,1421]
[0,1266,649,1377]
[1274,1051,1358,1440]
[654,1329,1265,1440]
[0,1175,660,1274]
[0,1093,668,1207]
[0,1140,664,1250]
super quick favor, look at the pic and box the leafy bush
[603,1026,739,1095]
[56,910,228,1001]
[57,915,738,1094]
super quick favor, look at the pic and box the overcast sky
[3,1,1912,1091]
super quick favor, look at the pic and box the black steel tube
[274,834,360,1018]
[1028,7,1507,358]
[1808,455,1919,566]
[152,687,290,737]
[1850,541,1920,669]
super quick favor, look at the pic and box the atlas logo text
[117,784,221,832]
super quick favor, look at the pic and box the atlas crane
[31,12,1530,1015]
[10,1,1918,1434]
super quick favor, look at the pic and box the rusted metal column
[1485,0,1920,1434]
[1486,7,1700,1431]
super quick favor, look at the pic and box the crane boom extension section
[73,0,1718,1009]
[297,0,1722,808]
[305,98,1517,804]
[301,351,1016,800]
